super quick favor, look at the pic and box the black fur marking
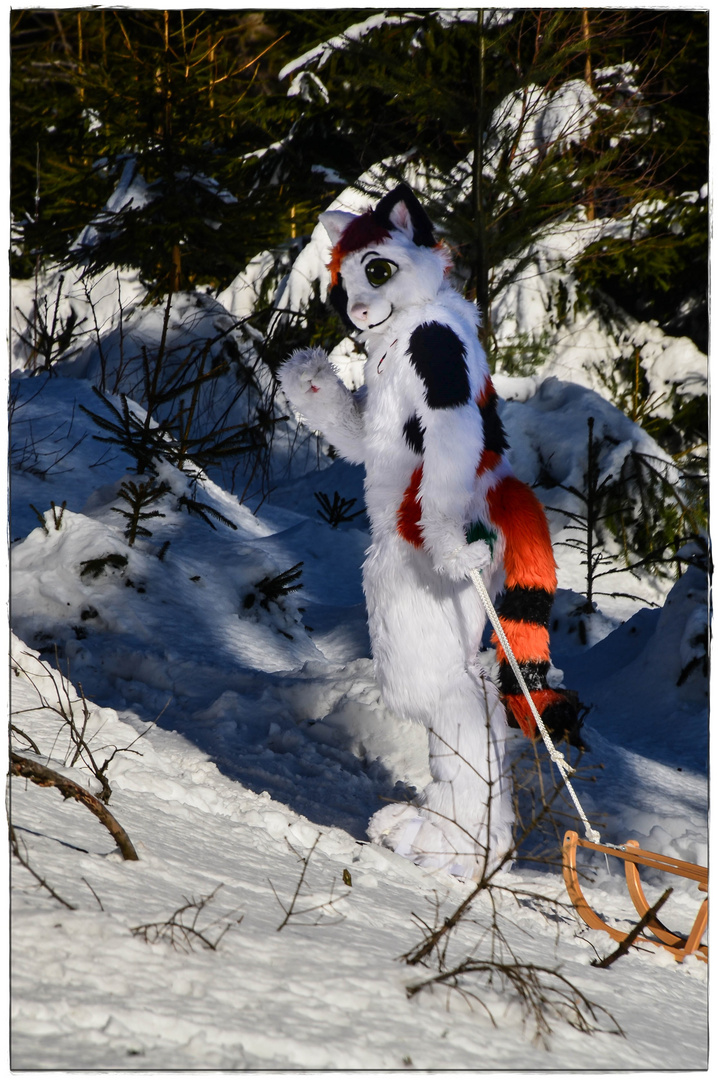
[403,413,425,455]
[498,586,553,627]
[329,277,354,330]
[499,660,550,696]
[373,183,436,247]
[408,323,470,409]
[541,694,586,749]
[478,390,509,455]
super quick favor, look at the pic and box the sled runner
[562,830,707,962]
[469,568,708,963]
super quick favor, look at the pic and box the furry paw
[278,347,340,403]
[434,538,492,581]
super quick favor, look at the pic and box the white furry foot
[367,803,480,879]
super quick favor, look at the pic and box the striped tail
[486,475,582,745]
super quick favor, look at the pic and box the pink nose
[350,303,369,323]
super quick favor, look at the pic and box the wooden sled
[563,830,708,962]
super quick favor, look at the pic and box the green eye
[365,258,397,287]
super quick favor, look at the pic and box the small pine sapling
[546,416,705,621]
[15,275,85,372]
[549,417,612,613]
[243,562,304,612]
[112,480,169,545]
[80,552,129,579]
[80,387,166,475]
[314,490,365,527]
[29,500,67,535]
[176,494,238,531]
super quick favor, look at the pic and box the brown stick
[591,888,672,968]
[10,752,139,861]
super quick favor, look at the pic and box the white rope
[469,568,601,844]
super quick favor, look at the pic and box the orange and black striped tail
[487,476,583,746]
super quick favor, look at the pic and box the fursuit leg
[366,543,514,878]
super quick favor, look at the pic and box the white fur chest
[360,329,423,537]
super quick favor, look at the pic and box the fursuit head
[279,183,581,879]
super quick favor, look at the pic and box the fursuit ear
[373,183,436,247]
[319,210,357,247]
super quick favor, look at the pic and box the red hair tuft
[327,212,392,285]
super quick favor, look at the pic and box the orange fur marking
[476,449,502,478]
[487,476,556,591]
[504,688,567,738]
[327,213,391,286]
[495,620,550,665]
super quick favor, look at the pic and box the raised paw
[279,347,339,403]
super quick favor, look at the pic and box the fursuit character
[279,184,579,878]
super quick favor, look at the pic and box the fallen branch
[590,887,673,968]
[10,752,138,861]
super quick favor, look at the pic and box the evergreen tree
[13,9,706,338]
[11,9,305,293]
[261,8,707,354]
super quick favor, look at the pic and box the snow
[9,570,709,1070]
[278,13,419,82]
[9,273,708,1069]
[71,157,154,255]
[286,70,330,105]
[278,7,502,87]
[216,249,280,320]
[538,80,597,151]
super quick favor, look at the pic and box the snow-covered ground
[8,265,708,1067]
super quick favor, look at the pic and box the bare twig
[396,715,622,1045]
[82,877,105,911]
[10,826,77,910]
[270,833,349,931]
[130,885,242,952]
[10,725,40,754]
[11,648,154,805]
[406,957,623,1044]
